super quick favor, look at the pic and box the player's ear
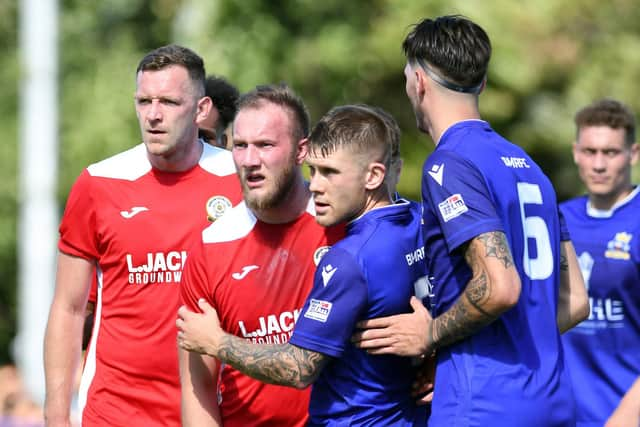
[295,138,309,165]
[415,67,427,100]
[364,162,386,191]
[196,96,213,124]
[630,142,639,165]
[572,142,579,164]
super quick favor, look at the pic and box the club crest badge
[313,246,331,266]
[206,195,232,222]
[605,232,632,260]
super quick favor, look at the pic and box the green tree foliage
[182,0,640,198]
[1,0,19,365]
[1,0,639,362]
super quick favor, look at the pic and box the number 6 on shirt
[517,182,553,280]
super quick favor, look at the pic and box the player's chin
[314,212,336,228]
[144,140,170,155]
[590,179,613,189]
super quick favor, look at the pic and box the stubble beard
[414,107,429,135]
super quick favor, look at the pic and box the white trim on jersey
[203,195,317,244]
[586,185,640,218]
[87,141,238,181]
[202,201,258,243]
[199,142,238,176]
[87,143,151,180]
[305,194,316,216]
[77,264,103,420]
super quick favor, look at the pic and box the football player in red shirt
[179,84,343,427]
[44,44,242,427]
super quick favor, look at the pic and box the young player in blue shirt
[353,15,588,426]
[177,104,428,426]
[560,98,640,427]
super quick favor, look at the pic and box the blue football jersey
[560,187,640,427]
[290,201,428,426]
[422,120,575,426]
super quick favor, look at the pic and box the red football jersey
[181,200,344,427]
[59,143,242,426]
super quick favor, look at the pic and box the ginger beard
[238,148,298,211]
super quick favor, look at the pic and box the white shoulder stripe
[202,201,257,243]
[199,142,238,176]
[203,195,316,243]
[87,143,151,180]
[305,194,316,216]
[87,141,237,181]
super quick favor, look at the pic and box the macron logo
[428,163,444,186]
[321,264,337,287]
[120,206,149,218]
[232,265,259,280]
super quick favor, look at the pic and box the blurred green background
[2,0,640,363]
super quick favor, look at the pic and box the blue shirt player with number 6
[353,15,589,426]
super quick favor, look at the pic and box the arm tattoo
[463,236,498,319]
[217,334,329,388]
[429,233,509,351]
[464,270,494,318]
[431,291,491,350]
[475,232,514,269]
[559,251,568,271]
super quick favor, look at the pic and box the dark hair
[403,15,491,89]
[136,44,206,97]
[237,83,310,141]
[575,98,636,145]
[308,104,397,171]
[205,75,240,129]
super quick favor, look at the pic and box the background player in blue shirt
[353,15,588,426]
[560,99,640,427]
[177,104,428,426]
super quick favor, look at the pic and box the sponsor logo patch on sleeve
[303,299,332,323]
[438,193,468,222]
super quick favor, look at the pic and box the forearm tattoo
[464,269,493,318]
[431,290,492,350]
[430,232,511,351]
[217,334,328,388]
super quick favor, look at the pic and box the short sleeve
[290,247,367,358]
[180,237,216,311]
[58,170,99,260]
[557,207,571,242]
[423,151,504,252]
